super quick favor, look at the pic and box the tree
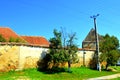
[61,27,78,72]
[44,29,68,69]
[43,28,78,72]
[49,29,62,49]
[0,34,6,42]
[99,34,120,69]
[60,27,67,49]
[67,32,78,72]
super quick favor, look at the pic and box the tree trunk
[68,60,71,72]
[106,64,109,70]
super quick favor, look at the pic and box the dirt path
[87,73,120,80]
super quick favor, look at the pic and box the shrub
[0,34,6,42]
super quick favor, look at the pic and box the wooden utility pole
[90,14,101,71]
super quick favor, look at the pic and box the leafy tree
[67,32,78,72]
[61,27,78,72]
[49,29,62,49]
[43,29,78,72]
[99,34,120,69]
[44,29,68,69]
[0,34,6,42]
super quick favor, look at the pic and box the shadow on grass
[37,67,71,74]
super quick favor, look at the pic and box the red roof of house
[0,27,24,41]
[0,27,49,47]
[21,36,50,47]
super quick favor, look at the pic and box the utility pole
[90,14,101,71]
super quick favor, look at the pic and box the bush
[0,34,6,42]
[9,37,25,42]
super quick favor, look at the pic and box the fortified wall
[0,43,95,72]
[77,49,95,67]
[0,43,48,72]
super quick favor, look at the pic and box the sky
[0,0,120,47]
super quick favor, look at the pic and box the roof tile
[0,27,24,41]
[21,36,50,47]
[0,27,49,47]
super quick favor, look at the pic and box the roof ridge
[0,27,26,42]
[83,28,95,41]
[0,27,18,35]
[21,35,50,47]
[21,35,46,38]
[0,26,11,29]
[8,28,25,39]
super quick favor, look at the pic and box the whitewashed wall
[77,50,95,66]
[0,44,49,71]
[0,44,95,72]
[18,46,48,69]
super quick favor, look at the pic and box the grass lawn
[111,66,120,71]
[109,66,120,80]
[0,67,119,80]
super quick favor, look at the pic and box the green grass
[0,67,119,80]
[110,66,120,71]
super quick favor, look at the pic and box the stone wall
[0,45,19,72]
[77,50,95,67]
[0,44,95,72]
[19,46,48,69]
[49,50,95,68]
[0,44,48,72]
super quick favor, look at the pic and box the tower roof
[82,28,103,49]
[83,28,96,42]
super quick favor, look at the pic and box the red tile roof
[0,27,49,47]
[0,27,24,41]
[21,36,50,47]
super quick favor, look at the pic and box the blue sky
[0,0,120,47]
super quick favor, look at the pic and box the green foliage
[15,38,22,42]
[100,34,119,53]
[107,50,119,66]
[67,32,78,72]
[9,37,24,42]
[67,44,78,63]
[43,29,68,69]
[43,29,78,71]
[49,29,64,63]
[0,34,6,42]
[0,34,25,43]
[46,49,68,63]
[110,66,120,71]
[99,34,120,69]
[49,29,62,48]
[99,52,107,62]
[9,37,16,42]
